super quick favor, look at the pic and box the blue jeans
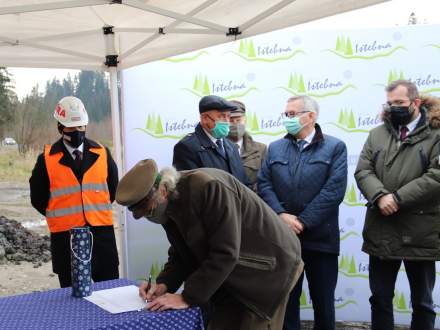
[283,250,338,330]
[369,256,436,330]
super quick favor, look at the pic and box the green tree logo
[338,108,357,129]
[387,70,405,84]
[239,40,256,58]
[192,74,211,95]
[343,183,367,206]
[393,290,410,312]
[149,261,164,282]
[245,112,261,132]
[300,290,311,307]
[335,36,354,56]
[287,73,306,93]
[144,113,164,135]
[339,255,357,274]
[344,184,358,204]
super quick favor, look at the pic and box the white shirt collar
[401,113,421,134]
[298,128,316,146]
[202,127,220,144]
[63,140,84,159]
[235,138,243,154]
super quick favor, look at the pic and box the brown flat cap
[230,100,246,117]
[116,159,158,207]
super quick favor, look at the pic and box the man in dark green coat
[116,159,303,330]
[227,100,267,191]
[355,80,440,330]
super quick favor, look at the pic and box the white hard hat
[54,96,89,127]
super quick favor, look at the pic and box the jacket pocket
[269,159,288,166]
[237,253,276,271]
[401,212,440,249]
[308,159,331,166]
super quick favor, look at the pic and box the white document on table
[84,285,147,314]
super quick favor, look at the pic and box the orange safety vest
[44,144,113,233]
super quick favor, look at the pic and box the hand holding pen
[139,275,168,303]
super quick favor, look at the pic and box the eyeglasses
[382,100,412,110]
[281,111,310,119]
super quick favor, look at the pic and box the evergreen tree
[298,75,306,93]
[248,40,256,58]
[345,38,354,56]
[348,110,356,128]
[0,68,16,138]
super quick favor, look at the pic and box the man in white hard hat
[30,96,119,288]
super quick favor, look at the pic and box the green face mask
[207,115,230,139]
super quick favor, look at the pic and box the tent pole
[109,66,128,278]
[105,23,128,278]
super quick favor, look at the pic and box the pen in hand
[145,274,152,303]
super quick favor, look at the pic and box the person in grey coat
[116,159,303,330]
[355,80,440,330]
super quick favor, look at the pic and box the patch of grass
[0,147,39,183]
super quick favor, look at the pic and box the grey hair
[385,79,419,101]
[287,95,319,119]
[150,166,181,202]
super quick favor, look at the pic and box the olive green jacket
[156,168,302,319]
[355,96,440,260]
[231,133,267,191]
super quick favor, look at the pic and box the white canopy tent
[0,0,388,275]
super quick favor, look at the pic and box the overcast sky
[8,0,440,99]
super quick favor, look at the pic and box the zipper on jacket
[238,254,276,271]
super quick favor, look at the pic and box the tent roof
[0,0,388,71]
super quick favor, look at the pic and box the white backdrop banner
[121,23,440,326]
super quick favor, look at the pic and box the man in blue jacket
[173,95,248,185]
[258,95,347,330]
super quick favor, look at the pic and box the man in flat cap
[116,159,303,330]
[172,95,248,185]
[227,100,267,191]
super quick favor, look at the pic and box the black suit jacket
[29,138,118,215]
[172,123,249,185]
[29,137,119,275]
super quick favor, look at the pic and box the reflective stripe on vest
[50,183,109,199]
[44,143,113,233]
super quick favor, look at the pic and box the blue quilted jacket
[257,124,347,254]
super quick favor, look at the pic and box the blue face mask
[283,117,304,136]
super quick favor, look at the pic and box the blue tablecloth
[0,279,204,330]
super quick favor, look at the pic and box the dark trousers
[369,256,436,330]
[57,262,119,288]
[283,250,338,330]
[52,226,119,288]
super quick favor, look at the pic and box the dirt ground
[0,181,59,297]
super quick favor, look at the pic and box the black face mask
[63,130,85,148]
[389,104,414,126]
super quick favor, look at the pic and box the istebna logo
[343,183,366,207]
[244,112,286,137]
[300,289,357,309]
[182,73,257,99]
[338,254,368,279]
[326,107,381,134]
[280,73,356,98]
[134,113,197,139]
[229,39,305,62]
[326,35,406,60]
[377,70,440,94]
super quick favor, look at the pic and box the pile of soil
[0,216,51,267]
